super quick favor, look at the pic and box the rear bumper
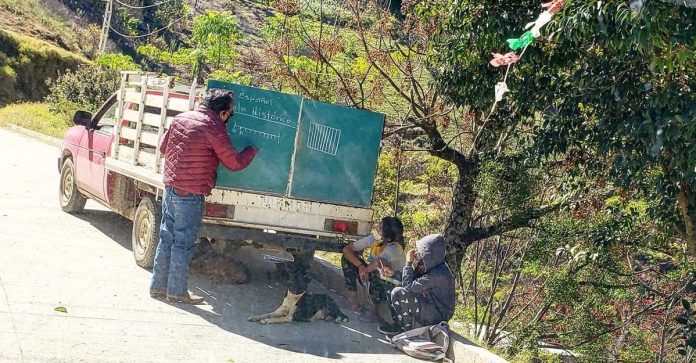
[199,224,348,253]
[205,189,374,237]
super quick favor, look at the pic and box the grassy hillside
[0,30,89,105]
[0,0,97,54]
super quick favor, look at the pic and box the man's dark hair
[201,88,235,113]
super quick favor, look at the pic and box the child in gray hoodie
[380,234,456,335]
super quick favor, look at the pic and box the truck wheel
[59,158,87,213]
[132,196,162,269]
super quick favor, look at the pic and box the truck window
[96,102,118,135]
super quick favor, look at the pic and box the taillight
[205,204,234,219]
[324,219,358,235]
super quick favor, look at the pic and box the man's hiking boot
[378,322,401,336]
[150,290,166,299]
[166,293,205,304]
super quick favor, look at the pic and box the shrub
[45,65,120,116]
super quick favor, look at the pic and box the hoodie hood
[416,234,446,272]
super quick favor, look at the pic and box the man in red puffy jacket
[150,88,258,304]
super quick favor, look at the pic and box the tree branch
[294,16,361,108]
[420,122,468,165]
[383,124,422,138]
[470,203,562,242]
[353,4,424,116]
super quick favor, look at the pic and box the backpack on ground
[388,322,450,361]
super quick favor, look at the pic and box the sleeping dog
[248,292,349,325]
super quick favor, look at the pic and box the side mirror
[72,110,92,127]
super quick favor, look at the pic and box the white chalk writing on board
[233,104,296,129]
[238,92,273,106]
[231,123,280,144]
[307,122,341,156]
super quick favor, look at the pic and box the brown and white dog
[248,291,349,325]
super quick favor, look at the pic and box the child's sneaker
[378,322,401,336]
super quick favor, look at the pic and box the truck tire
[132,196,162,269]
[59,158,87,213]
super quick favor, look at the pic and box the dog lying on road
[248,292,349,324]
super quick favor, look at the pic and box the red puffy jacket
[160,106,258,195]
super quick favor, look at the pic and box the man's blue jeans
[150,187,204,297]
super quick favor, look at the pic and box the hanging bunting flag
[525,10,554,37]
[542,0,564,14]
[482,0,567,123]
[507,31,535,51]
[495,82,509,102]
[489,52,521,67]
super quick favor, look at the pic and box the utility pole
[98,0,114,55]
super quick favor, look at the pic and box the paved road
[0,128,415,363]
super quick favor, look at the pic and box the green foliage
[260,13,293,42]
[95,53,140,71]
[117,8,139,37]
[476,160,541,222]
[45,65,119,116]
[283,54,339,102]
[137,44,199,68]
[208,69,252,85]
[192,10,242,68]
[153,0,188,29]
[137,10,242,80]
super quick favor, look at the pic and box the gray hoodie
[401,234,456,325]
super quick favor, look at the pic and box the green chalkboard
[208,80,302,195]
[289,99,384,206]
[207,80,384,207]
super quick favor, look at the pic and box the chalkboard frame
[207,80,385,208]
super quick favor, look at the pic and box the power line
[108,13,188,39]
[113,0,178,9]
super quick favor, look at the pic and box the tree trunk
[677,180,696,255]
[443,158,481,276]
